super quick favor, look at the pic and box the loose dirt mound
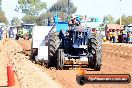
[17,39,31,56]
[103,43,132,72]
[0,40,20,88]
[3,39,62,88]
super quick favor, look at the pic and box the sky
[2,0,132,24]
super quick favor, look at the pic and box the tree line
[1,0,132,26]
[103,15,132,25]
[12,0,77,26]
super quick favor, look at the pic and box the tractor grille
[69,30,89,45]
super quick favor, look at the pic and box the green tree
[22,15,38,24]
[38,11,67,26]
[49,0,77,15]
[58,12,66,21]
[16,0,47,16]
[125,16,132,25]
[0,10,8,24]
[11,17,21,26]
[116,15,132,25]
[104,15,115,24]
[37,12,53,26]
[116,15,126,25]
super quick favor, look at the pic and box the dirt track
[0,39,63,88]
[17,39,132,88]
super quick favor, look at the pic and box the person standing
[129,32,132,44]
[0,27,3,40]
[9,27,14,38]
[122,29,127,43]
[117,30,120,43]
[126,32,129,43]
[112,30,117,43]
[109,30,113,42]
[13,27,17,39]
[124,30,127,43]
[2,29,7,45]
[128,32,131,44]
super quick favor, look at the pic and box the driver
[68,15,81,28]
[71,17,80,26]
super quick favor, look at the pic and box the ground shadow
[0,86,8,87]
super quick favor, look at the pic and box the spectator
[0,27,3,40]
[129,32,132,44]
[109,30,113,42]
[13,27,17,39]
[123,31,128,43]
[117,30,122,43]
[9,27,14,38]
[121,32,124,43]
[126,32,129,43]
[2,29,7,45]
[47,17,51,26]
[128,32,131,44]
[122,29,127,43]
[112,30,117,43]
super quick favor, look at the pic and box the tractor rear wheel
[48,32,60,68]
[88,33,102,71]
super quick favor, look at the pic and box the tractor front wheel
[88,33,102,71]
[57,49,64,69]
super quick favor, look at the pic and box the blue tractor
[48,15,102,71]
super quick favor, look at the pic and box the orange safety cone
[7,64,15,87]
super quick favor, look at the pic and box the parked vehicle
[16,24,35,40]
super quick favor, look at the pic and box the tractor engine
[60,27,90,57]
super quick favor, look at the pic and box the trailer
[31,26,52,64]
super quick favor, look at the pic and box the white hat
[71,14,76,18]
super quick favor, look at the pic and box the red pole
[7,64,15,87]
